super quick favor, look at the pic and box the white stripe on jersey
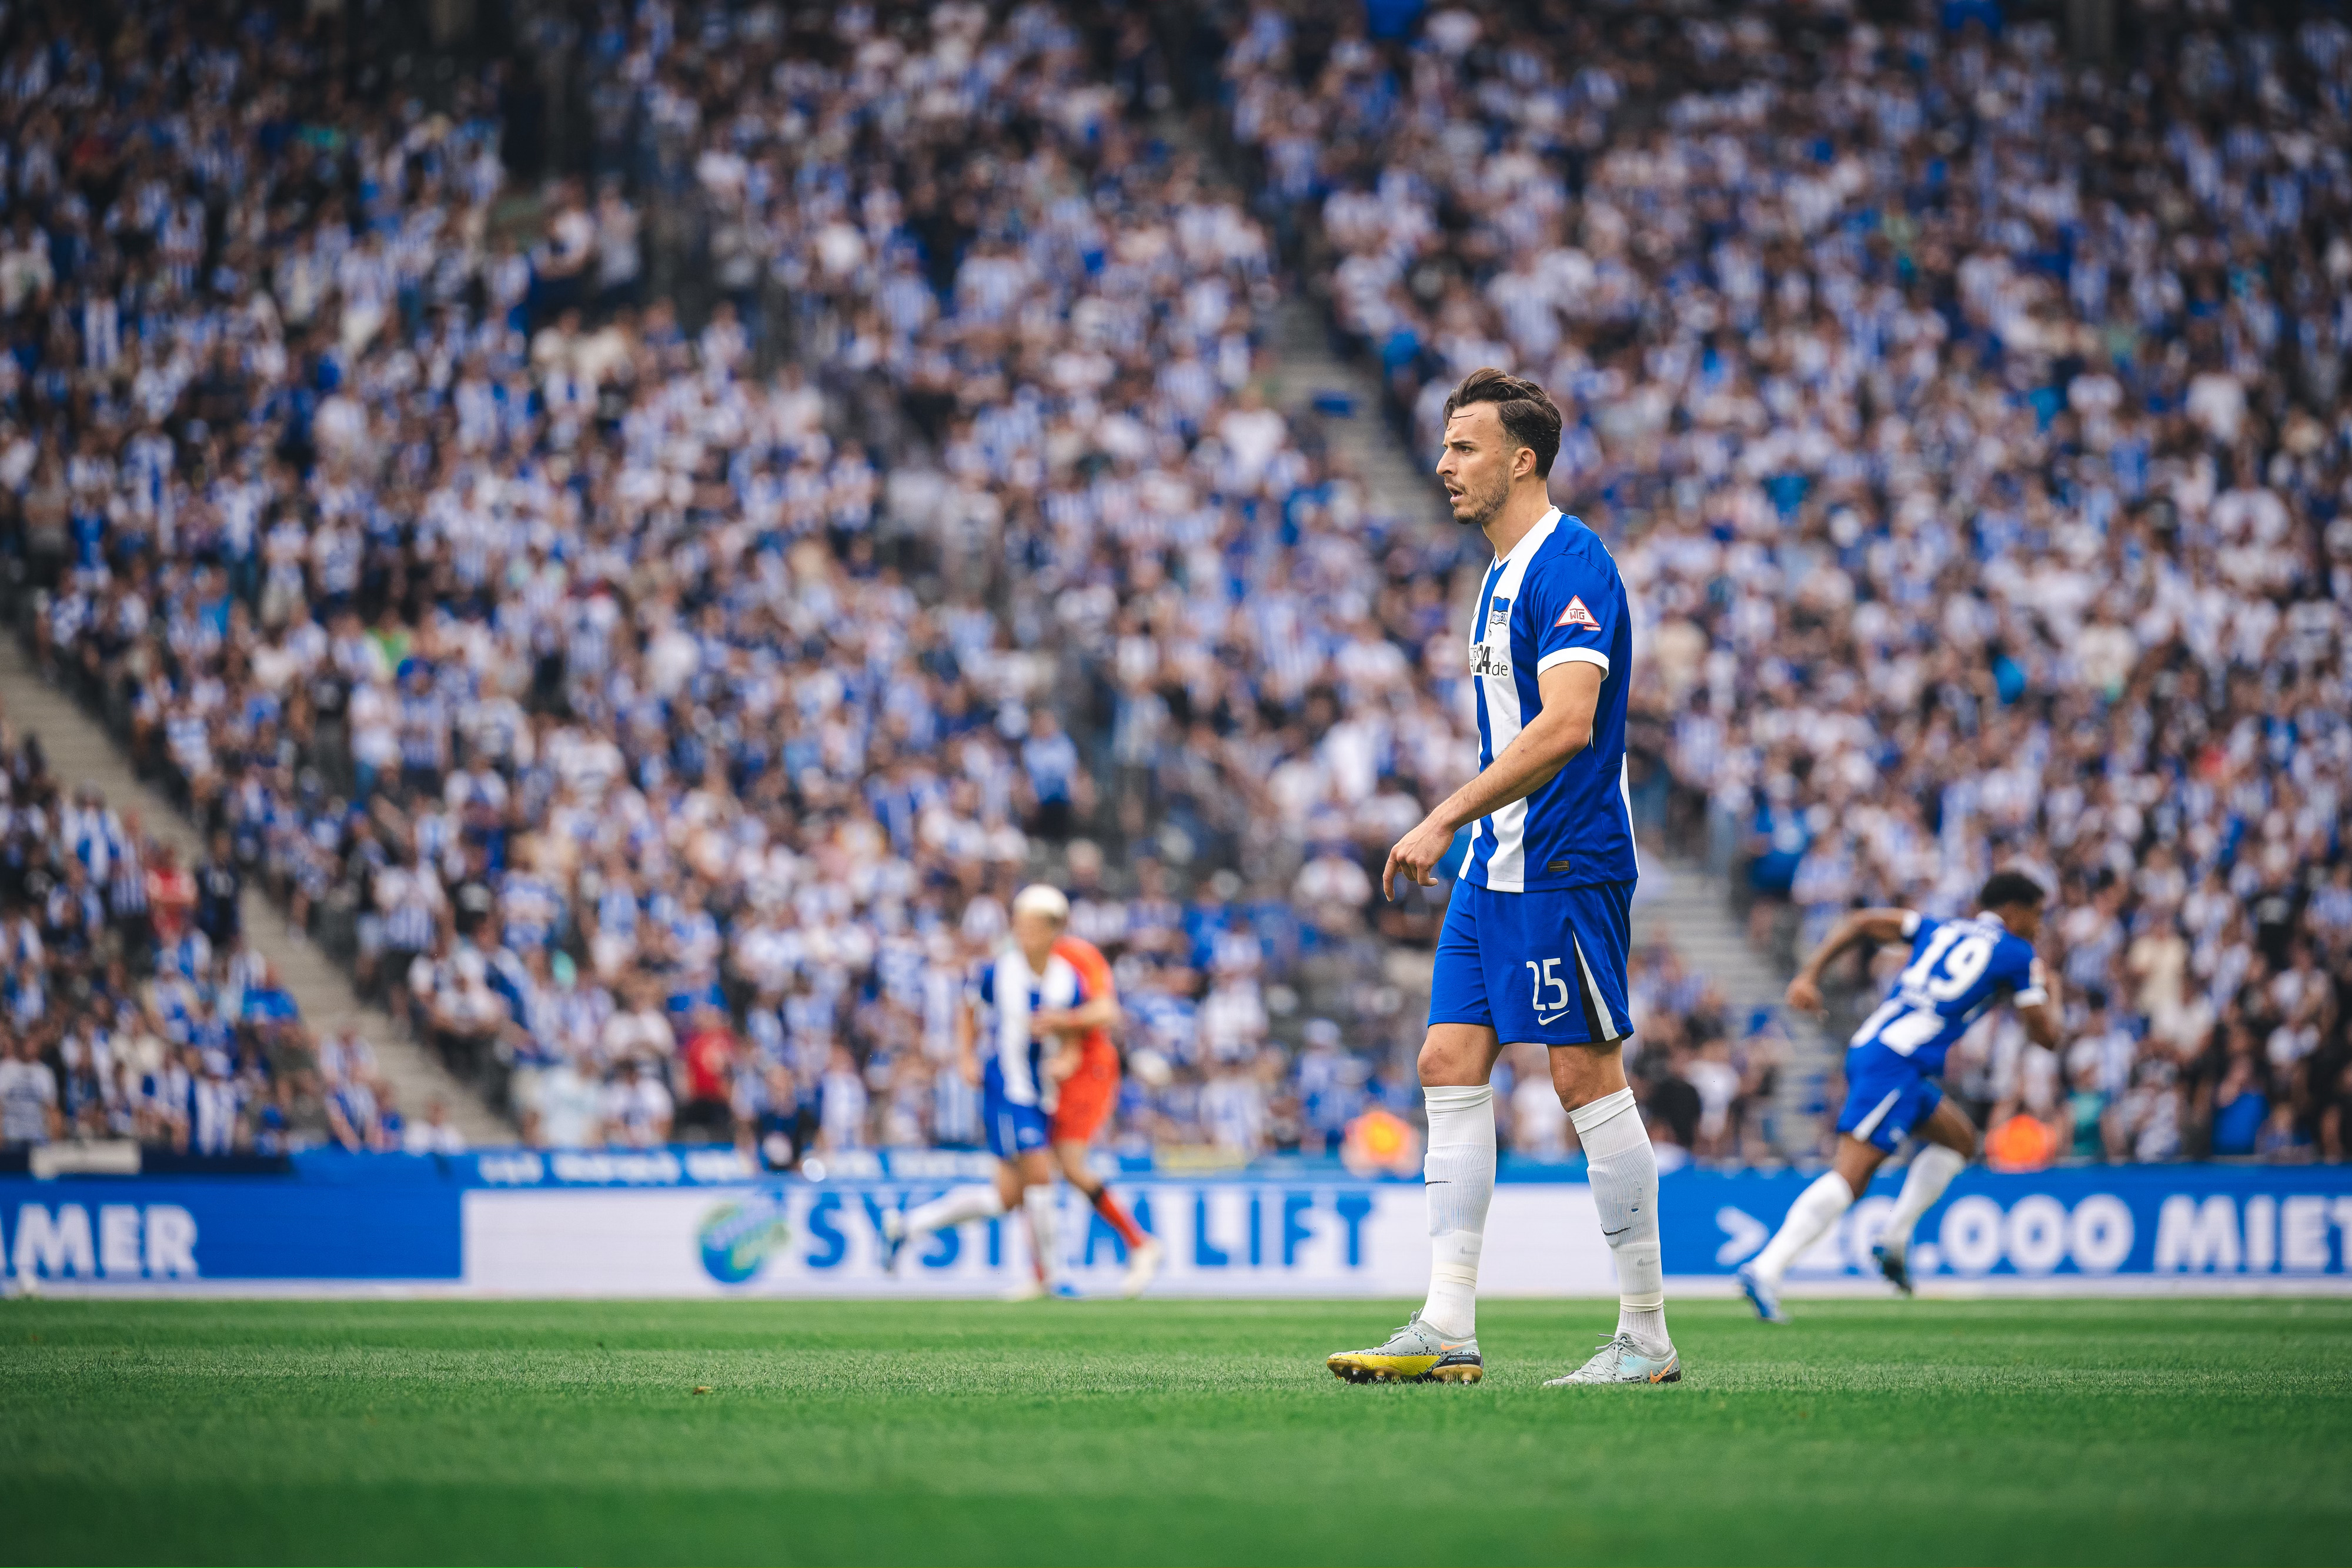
[986,948,1082,1106]
[1469,507,1563,892]
[1618,755,1640,881]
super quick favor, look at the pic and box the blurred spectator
[0,1034,60,1147]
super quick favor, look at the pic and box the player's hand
[1030,1007,1077,1035]
[1383,814,1455,901]
[1785,973,1825,1015]
[957,1053,982,1088]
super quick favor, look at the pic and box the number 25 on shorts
[1525,958,1572,1013]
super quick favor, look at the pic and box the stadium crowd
[0,0,2346,1169]
[1222,0,2352,1160]
[0,0,1490,1163]
[0,703,472,1156]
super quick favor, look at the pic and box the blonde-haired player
[881,885,1154,1297]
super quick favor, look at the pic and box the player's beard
[1451,467,1509,530]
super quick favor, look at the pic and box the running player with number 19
[1739,870,2060,1320]
[1328,369,1673,1388]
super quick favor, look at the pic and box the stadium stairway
[1256,301,1451,541]
[0,634,511,1146]
[1631,858,1835,1159]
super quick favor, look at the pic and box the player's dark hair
[1443,367,1562,478]
[1977,870,2047,911]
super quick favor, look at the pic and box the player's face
[2002,901,2046,942]
[1435,403,1519,529]
[1011,909,1063,962]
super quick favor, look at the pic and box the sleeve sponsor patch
[1554,594,1599,629]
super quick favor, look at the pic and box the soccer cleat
[1000,1277,1048,1302]
[1047,1281,1085,1301]
[1327,1312,1484,1385]
[1875,1243,1915,1297]
[878,1212,907,1273]
[1738,1262,1789,1324]
[1121,1237,1166,1299]
[1544,1333,1681,1386]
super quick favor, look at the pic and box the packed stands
[1222,0,2352,1161]
[2,0,2345,1166]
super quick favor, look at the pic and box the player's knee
[1546,1046,1617,1112]
[1417,1035,1478,1086]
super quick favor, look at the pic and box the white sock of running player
[1570,1087,1668,1352]
[901,1183,1006,1238]
[1417,1084,1496,1340]
[1879,1145,1965,1259]
[1751,1171,1855,1286]
[1023,1185,1063,1286]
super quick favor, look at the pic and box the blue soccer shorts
[1429,880,1633,1046]
[982,1062,1051,1162]
[1835,1041,1944,1152]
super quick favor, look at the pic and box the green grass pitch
[4,1296,2349,1565]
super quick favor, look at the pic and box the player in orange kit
[1030,931,1165,1298]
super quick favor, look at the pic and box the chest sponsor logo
[1468,641,1512,678]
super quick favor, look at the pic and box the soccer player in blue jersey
[1739,870,2061,1321]
[881,885,1107,1299]
[1328,369,1675,1388]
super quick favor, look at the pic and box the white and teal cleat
[878,1212,908,1273]
[1543,1332,1681,1386]
[1738,1261,1789,1323]
[1327,1311,1483,1384]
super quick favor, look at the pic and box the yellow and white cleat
[1327,1312,1483,1384]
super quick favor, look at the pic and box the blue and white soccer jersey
[1836,910,2049,1151]
[1429,508,1639,1045]
[973,947,1084,1161]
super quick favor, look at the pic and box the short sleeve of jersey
[2004,940,2049,1007]
[1524,551,1616,676]
[973,962,995,1008]
[1053,935,1117,1005]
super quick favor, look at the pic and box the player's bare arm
[1384,660,1602,900]
[954,997,982,1087]
[1785,907,1915,1013]
[1031,993,1118,1036]
[2016,995,2062,1050]
[1040,1039,1083,1086]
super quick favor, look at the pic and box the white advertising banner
[462,1180,1619,1298]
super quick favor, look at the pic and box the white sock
[1569,1086,1669,1352]
[901,1183,1007,1239]
[1751,1171,1855,1285]
[1880,1145,1965,1259]
[1024,1185,1063,1286]
[1417,1084,1496,1339]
